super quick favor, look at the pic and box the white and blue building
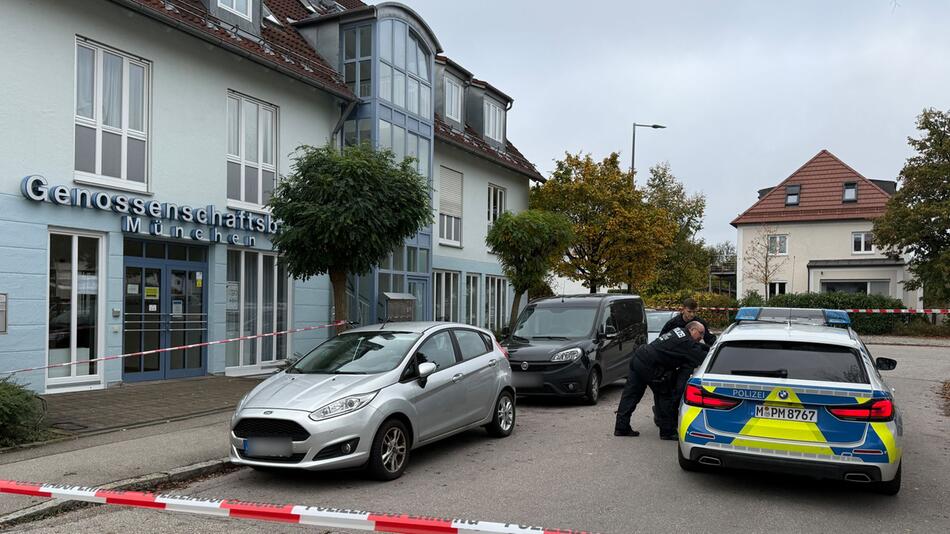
[0,0,543,393]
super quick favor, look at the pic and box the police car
[677,307,903,494]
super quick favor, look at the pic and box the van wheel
[677,444,701,472]
[873,464,901,495]
[486,391,516,438]
[584,369,601,405]
[367,419,410,481]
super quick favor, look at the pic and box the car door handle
[488,359,497,367]
[452,373,464,383]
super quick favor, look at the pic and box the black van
[502,294,647,404]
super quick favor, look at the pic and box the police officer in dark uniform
[614,321,710,439]
[660,297,717,345]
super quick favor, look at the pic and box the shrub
[766,292,905,335]
[739,290,766,307]
[0,379,47,447]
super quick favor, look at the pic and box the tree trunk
[589,283,598,294]
[507,290,523,336]
[329,269,349,333]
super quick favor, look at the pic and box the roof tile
[434,116,544,182]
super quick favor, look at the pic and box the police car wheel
[873,463,901,496]
[584,370,601,405]
[677,443,701,472]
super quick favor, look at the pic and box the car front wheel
[584,369,601,405]
[367,419,410,481]
[486,391,516,438]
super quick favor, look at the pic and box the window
[227,93,277,206]
[488,184,507,231]
[843,182,858,202]
[465,274,479,326]
[0,294,7,334]
[433,270,460,322]
[444,76,462,122]
[342,26,372,98]
[484,276,509,332]
[343,118,373,147]
[767,234,788,255]
[48,232,102,379]
[225,250,290,368]
[708,341,867,384]
[852,231,874,253]
[416,331,457,371]
[821,280,890,296]
[218,0,251,20]
[484,99,504,142]
[767,282,787,299]
[74,40,150,188]
[439,166,463,245]
[454,329,491,361]
[785,185,800,206]
[378,19,431,118]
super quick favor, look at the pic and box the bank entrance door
[122,240,208,382]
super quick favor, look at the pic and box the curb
[0,458,233,528]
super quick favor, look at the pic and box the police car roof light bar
[822,309,852,326]
[734,307,762,321]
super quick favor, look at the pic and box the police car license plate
[754,405,818,423]
[243,438,292,458]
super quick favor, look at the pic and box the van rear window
[707,341,868,384]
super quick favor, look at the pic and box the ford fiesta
[230,322,514,480]
[678,307,903,494]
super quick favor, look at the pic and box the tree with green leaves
[269,144,431,328]
[485,210,574,332]
[530,152,675,293]
[874,108,950,304]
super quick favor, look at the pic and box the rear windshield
[707,340,868,383]
[647,312,673,333]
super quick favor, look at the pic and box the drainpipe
[332,100,358,138]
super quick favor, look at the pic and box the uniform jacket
[634,327,710,374]
[661,313,717,345]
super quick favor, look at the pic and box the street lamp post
[631,122,666,184]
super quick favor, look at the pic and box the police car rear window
[707,341,868,384]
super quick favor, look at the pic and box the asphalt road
[10,344,950,534]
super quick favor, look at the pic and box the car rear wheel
[873,463,901,495]
[367,419,410,481]
[584,369,601,405]
[677,443,701,472]
[486,391,516,438]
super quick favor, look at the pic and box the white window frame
[444,76,462,122]
[45,230,106,392]
[227,92,278,211]
[433,270,460,322]
[226,250,293,374]
[843,182,858,202]
[484,275,509,332]
[465,274,480,326]
[852,231,874,254]
[484,99,504,142]
[767,281,787,299]
[439,213,462,246]
[73,38,150,193]
[218,0,251,20]
[488,183,507,231]
[767,234,788,256]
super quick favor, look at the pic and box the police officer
[661,297,717,345]
[614,321,710,439]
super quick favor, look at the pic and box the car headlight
[309,392,378,421]
[551,348,582,362]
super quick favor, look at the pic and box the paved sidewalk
[42,376,263,435]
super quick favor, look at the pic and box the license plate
[754,405,818,423]
[243,438,293,458]
[513,373,543,388]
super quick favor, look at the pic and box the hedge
[0,379,47,447]
[766,292,905,335]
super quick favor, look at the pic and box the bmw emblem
[778,390,789,400]
[263,410,273,415]
[521,361,529,371]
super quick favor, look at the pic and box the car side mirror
[601,325,618,340]
[875,357,897,371]
[418,361,437,378]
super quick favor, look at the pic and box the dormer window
[444,76,462,122]
[484,99,504,142]
[785,185,800,206]
[843,182,857,202]
[219,0,251,21]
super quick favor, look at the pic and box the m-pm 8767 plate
[754,405,818,423]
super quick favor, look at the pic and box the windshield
[707,340,868,383]
[647,312,673,333]
[290,332,421,375]
[513,306,597,340]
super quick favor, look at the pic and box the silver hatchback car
[229,322,515,480]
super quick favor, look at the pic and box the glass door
[408,277,428,321]
[123,265,164,381]
[165,269,206,379]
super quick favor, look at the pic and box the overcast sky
[403,0,950,245]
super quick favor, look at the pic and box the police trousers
[614,357,678,436]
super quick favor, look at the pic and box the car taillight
[683,384,740,410]
[828,399,894,422]
[495,340,509,359]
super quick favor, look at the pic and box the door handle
[488,359,496,367]
[452,373,463,383]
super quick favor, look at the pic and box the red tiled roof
[731,150,892,226]
[434,116,545,182]
[115,0,355,100]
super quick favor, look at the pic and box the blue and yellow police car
[677,307,903,494]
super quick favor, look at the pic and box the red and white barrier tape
[0,480,597,534]
[0,321,346,377]
[663,307,950,314]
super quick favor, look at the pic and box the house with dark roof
[0,0,545,393]
[732,150,922,307]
